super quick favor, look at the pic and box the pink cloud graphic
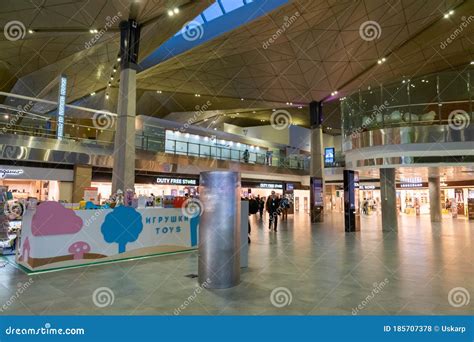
[31,201,83,236]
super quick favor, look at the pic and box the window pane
[220,0,245,13]
[203,2,223,21]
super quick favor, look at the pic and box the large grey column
[199,171,241,288]
[309,101,325,222]
[112,20,140,193]
[429,176,442,222]
[380,168,398,231]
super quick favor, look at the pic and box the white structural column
[380,168,398,231]
[112,68,136,193]
[429,175,442,222]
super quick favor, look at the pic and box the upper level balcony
[340,69,474,168]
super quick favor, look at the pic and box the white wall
[224,123,289,145]
[224,123,342,153]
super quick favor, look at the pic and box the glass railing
[0,121,115,147]
[0,121,309,170]
[341,69,474,137]
[136,134,309,170]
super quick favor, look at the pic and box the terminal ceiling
[0,0,473,129]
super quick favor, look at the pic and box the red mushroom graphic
[68,241,91,260]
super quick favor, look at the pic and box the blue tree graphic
[190,215,200,247]
[101,206,143,254]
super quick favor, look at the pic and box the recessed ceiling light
[241,98,244,101]
[168,10,174,16]
[156,90,162,94]
[113,68,117,72]
[105,93,109,100]
[449,10,454,15]
[110,76,114,80]
[173,7,179,14]
[470,61,474,65]
[90,92,96,96]
[4,114,9,119]
[117,57,121,62]
[28,29,34,34]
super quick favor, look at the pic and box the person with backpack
[280,195,290,221]
[248,196,259,243]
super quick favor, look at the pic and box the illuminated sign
[259,183,283,189]
[359,185,376,190]
[0,168,23,179]
[57,75,67,140]
[156,177,198,186]
[324,147,335,164]
[400,177,422,188]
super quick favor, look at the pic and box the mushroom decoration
[68,241,91,260]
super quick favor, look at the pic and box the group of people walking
[248,192,291,232]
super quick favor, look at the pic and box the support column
[309,101,324,222]
[112,19,140,194]
[380,168,398,231]
[72,165,92,203]
[429,175,442,222]
[343,170,360,232]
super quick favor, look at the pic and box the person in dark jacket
[258,195,265,219]
[266,191,280,231]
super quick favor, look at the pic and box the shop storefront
[241,180,310,214]
[395,180,474,217]
[0,165,73,204]
[91,172,200,202]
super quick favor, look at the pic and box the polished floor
[0,212,472,315]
